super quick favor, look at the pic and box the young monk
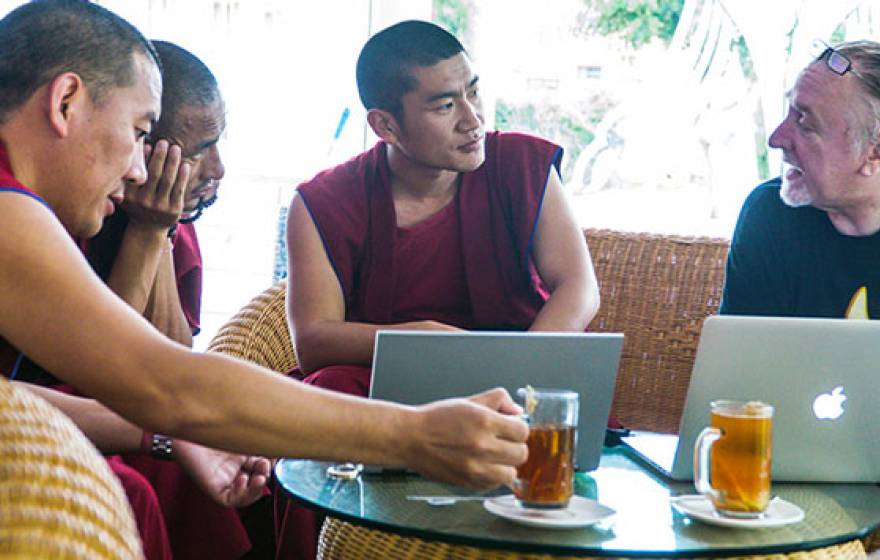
[281,19,600,559]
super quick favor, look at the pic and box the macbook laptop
[623,315,880,482]
[369,330,623,472]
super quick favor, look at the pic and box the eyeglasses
[810,39,880,98]
[812,40,861,76]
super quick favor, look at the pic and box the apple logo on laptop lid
[813,386,847,420]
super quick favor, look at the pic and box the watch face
[151,434,173,460]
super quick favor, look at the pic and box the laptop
[369,330,623,472]
[623,315,880,482]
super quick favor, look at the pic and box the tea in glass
[513,387,579,509]
[694,400,773,518]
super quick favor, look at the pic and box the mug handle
[693,427,722,502]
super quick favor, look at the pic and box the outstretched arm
[529,168,599,331]
[106,140,192,345]
[286,194,459,374]
[0,193,527,490]
[14,381,269,507]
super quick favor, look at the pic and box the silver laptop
[624,315,880,482]
[369,330,623,472]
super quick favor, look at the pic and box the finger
[143,142,153,161]
[247,473,268,492]
[469,387,522,415]
[229,472,248,502]
[455,464,518,491]
[144,140,170,194]
[156,144,183,201]
[253,458,272,477]
[169,160,190,212]
[491,412,529,443]
[483,438,529,469]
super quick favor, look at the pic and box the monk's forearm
[107,223,168,314]
[293,320,378,373]
[293,319,461,374]
[529,279,599,332]
[144,248,193,346]
[115,346,411,464]
[13,382,143,454]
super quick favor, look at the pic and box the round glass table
[275,448,880,557]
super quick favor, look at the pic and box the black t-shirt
[721,178,880,318]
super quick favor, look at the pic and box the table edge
[282,487,878,558]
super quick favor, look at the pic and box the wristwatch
[149,433,173,460]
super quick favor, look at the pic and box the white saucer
[483,495,615,529]
[671,495,805,529]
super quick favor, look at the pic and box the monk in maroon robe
[4,39,258,560]
[79,40,258,560]
[0,146,174,560]
[280,21,600,560]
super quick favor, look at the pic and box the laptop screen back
[369,330,623,472]
[628,315,880,482]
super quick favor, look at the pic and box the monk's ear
[45,72,86,138]
[366,109,401,144]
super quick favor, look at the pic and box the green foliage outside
[831,23,846,44]
[732,36,756,81]
[433,0,468,40]
[579,0,685,49]
[495,99,608,180]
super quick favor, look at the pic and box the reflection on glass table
[275,448,880,557]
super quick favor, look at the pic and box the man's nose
[459,99,482,132]
[205,145,225,181]
[768,119,788,150]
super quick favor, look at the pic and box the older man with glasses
[720,40,880,319]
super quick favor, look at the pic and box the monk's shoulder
[298,145,382,208]
[482,131,561,194]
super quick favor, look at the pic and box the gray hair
[835,40,880,153]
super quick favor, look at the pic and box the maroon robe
[1,141,252,559]
[0,142,172,560]
[277,132,561,560]
[84,207,253,559]
[171,222,202,334]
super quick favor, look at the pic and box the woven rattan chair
[585,228,729,434]
[206,280,297,373]
[0,378,143,559]
[318,519,865,560]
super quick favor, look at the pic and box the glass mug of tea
[693,400,773,518]
[512,387,579,509]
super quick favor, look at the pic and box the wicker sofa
[205,228,868,560]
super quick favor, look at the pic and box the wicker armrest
[0,379,142,559]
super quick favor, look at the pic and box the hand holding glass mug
[694,400,773,518]
[512,387,579,509]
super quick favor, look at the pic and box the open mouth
[782,162,803,182]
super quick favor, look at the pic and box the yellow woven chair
[0,378,142,559]
[206,280,297,373]
[585,228,729,434]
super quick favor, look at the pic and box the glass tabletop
[275,448,880,557]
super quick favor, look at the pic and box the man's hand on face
[121,139,190,230]
[404,387,529,490]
